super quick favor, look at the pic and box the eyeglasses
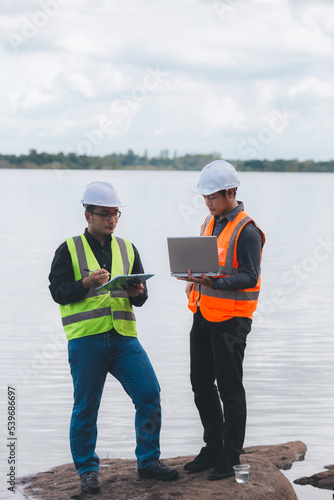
[89,210,121,221]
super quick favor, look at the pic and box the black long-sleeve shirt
[211,202,264,291]
[49,228,147,307]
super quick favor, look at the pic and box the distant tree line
[1,149,334,172]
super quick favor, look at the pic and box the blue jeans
[68,330,161,475]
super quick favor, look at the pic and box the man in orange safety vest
[178,160,265,481]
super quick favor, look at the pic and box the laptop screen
[167,236,220,277]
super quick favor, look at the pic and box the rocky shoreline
[294,463,334,492]
[17,441,310,500]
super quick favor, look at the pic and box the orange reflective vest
[188,210,265,322]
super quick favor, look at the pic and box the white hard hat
[80,181,125,207]
[192,160,240,195]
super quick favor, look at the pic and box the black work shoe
[207,456,240,481]
[184,447,221,473]
[138,460,179,481]
[80,470,100,494]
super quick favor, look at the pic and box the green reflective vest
[59,234,137,340]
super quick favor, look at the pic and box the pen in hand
[84,268,111,275]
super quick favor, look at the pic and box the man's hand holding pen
[82,268,110,289]
[82,268,144,296]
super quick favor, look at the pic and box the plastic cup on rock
[233,464,250,483]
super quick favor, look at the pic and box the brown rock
[18,441,306,500]
[242,440,307,470]
[294,467,334,491]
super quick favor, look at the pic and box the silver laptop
[167,236,220,277]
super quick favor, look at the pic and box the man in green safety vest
[49,181,179,494]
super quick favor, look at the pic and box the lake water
[0,169,334,500]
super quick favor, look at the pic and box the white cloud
[196,94,246,131]
[289,77,334,99]
[67,72,96,98]
[21,88,57,109]
[254,80,280,107]
[1,0,334,159]
[98,65,129,92]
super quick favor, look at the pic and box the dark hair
[219,188,237,198]
[84,204,95,211]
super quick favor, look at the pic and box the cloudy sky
[1,0,334,160]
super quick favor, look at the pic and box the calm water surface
[0,169,334,500]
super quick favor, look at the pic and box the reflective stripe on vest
[200,287,260,301]
[188,210,265,322]
[62,307,111,327]
[59,234,137,340]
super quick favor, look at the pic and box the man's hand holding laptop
[177,269,214,296]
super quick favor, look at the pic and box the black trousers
[190,310,252,458]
